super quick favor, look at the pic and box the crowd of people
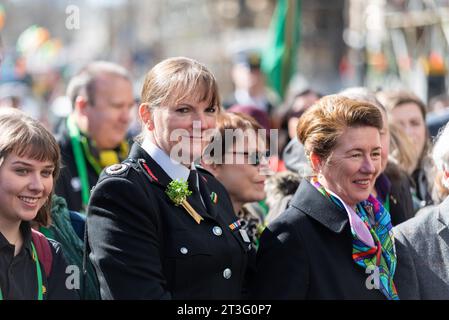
[1,52,449,300]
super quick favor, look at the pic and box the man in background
[55,61,135,212]
[224,50,278,115]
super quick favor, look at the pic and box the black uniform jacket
[87,143,251,300]
[55,121,99,213]
[251,179,386,300]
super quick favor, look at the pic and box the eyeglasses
[231,150,270,166]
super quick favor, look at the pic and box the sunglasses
[231,150,270,166]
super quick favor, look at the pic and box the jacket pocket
[163,230,213,296]
[164,230,212,258]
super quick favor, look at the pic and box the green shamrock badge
[166,179,203,224]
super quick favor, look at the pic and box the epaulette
[104,163,131,177]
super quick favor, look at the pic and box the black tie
[187,170,206,214]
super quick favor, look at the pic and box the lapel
[131,143,248,249]
[197,173,218,219]
[197,169,249,250]
[437,197,449,247]
[184,173,215,220]
[289,179,349,233]
[132,144,220,221]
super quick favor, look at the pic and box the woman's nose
[28,174,45,192]
[404,124,414,137]
[361,156,376,174]
[191,114,213,135]
[194,112,209,129]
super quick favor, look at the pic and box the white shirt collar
[141,137,190,182]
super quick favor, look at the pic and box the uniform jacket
[393,196,449,299]
[251,179,386,300]
[87,143,252,300]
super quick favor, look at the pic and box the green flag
[262,0,301,99]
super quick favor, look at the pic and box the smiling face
[0,153,55,225]
[315,126,382,208]
[143,95,218,165]
[209,137,269,213]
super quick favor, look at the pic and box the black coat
[383,166,415,226]
[251,179,386,300]
[87,143,252,300]
[55,120,99,213]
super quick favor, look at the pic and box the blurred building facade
[1,0,446,123]
[345,0,449,102]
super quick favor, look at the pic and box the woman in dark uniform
[87,57,252,299]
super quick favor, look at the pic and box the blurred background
[1,0,449,126]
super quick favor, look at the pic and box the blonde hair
[388,122,418,175]
[141,57,220,109]
[0,108,60,226]
[136,57,221,143]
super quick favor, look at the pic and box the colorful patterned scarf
[312,178,399,300]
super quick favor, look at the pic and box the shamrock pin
[166,179,203,224]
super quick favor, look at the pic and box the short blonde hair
[0,108,60,226]
[141,57,221,110]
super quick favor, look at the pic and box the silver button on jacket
[223,268,232,279]
[212,226,223,236]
